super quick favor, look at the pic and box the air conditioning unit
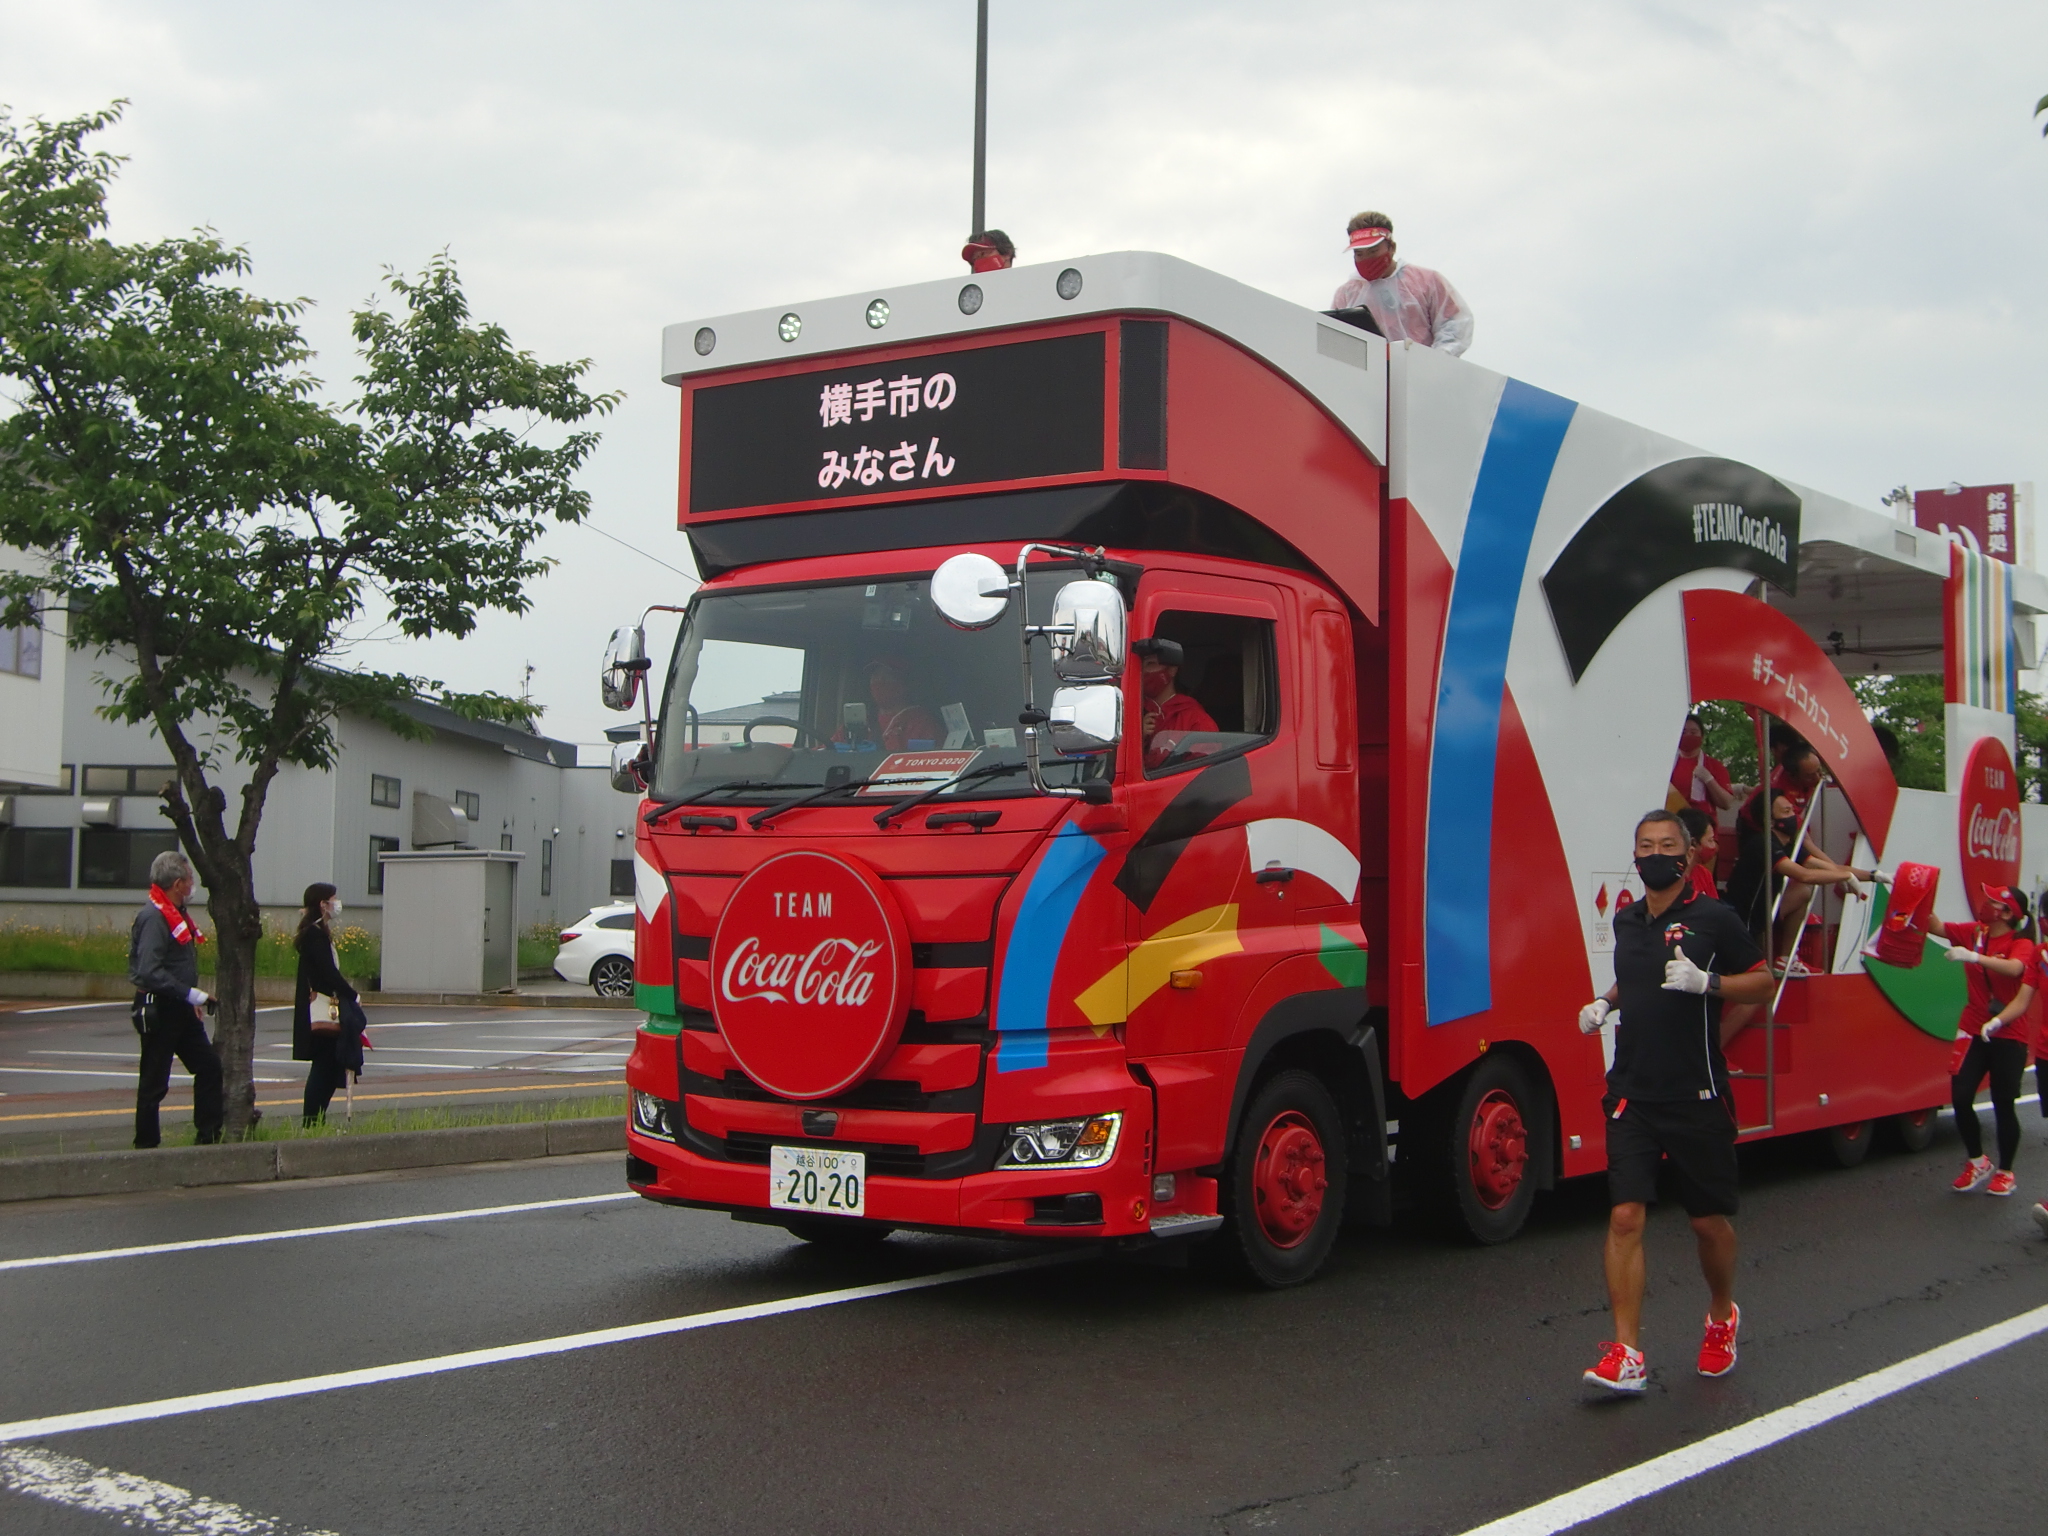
[412,791,473,849]
[81,798,122,828]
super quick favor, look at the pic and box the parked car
[555,903,635,998]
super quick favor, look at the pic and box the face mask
[1635,853,1687,892]
[1141,667,1172,699]
[324,899,342,919]
[1772,816,1799,838]
[1353,247,1395,281]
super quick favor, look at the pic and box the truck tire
[1425,1054,1540,1245]
[781,1216,893,1246]
[1215,1069,1349,1289]
[1822,1119,1875,1168]
[1885,1106,1939,1154]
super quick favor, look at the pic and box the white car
[554,903,635,998]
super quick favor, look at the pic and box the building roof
[389,696,579,767]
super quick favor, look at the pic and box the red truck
[614,252,2040,1286]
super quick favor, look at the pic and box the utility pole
[971,0,988,237]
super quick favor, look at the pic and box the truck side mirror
[601,626,649,711]
[1049,578,1126,681]
[1046,683,1122,758]
[610,740,652,794]
[929,552,1011,630]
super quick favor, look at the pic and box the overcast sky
[3,0,2044,746]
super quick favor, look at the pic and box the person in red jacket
[1672,714,1733,815]
[1943,885,2037,1198]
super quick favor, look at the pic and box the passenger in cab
[962,230,1015,272]
[1943,886,2036,1200]
[1672,714,1733,815]
[854,655,943,753]
[1330,211,1473,356]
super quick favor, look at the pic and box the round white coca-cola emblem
[1958,736,2022,897]
[711,850,909,1100]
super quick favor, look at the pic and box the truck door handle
[1256,864,1295,885]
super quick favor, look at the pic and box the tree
[0,104,618,1133]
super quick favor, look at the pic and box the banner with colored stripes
[1943,541,2014,713]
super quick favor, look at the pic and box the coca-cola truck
[613,252,2047,1286]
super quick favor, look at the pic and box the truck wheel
[1885,1107,1939,1154]
[590,956,635,998]
[1216,1069,1348,1289]
[1430,1054,1539,1245]
[782,1216,893,1246]
[1822,1119,1875,1168]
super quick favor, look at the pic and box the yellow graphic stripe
[1074,905,1242,1028]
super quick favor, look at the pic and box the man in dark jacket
[129,849,224,1147]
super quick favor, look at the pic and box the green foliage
[0,103,615,1128]
[0,922,379,976]
[1692,700,1761,784]
[1852,674,1945,792]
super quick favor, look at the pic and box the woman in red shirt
[1943,885,2037,1198]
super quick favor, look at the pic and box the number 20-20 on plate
[769,1145,866,1217]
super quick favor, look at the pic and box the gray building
[0,653,637,938]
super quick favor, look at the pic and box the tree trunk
[205,875,265,1136]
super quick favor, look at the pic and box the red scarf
[147,884,202,946]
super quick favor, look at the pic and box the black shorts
[1604,1094,1740,1218]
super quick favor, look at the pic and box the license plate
[768,1145,866,1217]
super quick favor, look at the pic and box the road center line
[0,1252,1079,1444]
[0,1193,639,1272]
[0,1443,338,1535]
[1459,1299,2048,1535]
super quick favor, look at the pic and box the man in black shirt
[1578,809,1771,1394]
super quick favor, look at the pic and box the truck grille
[721,1130,927,1178]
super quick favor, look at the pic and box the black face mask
[1773,816,1799,838]
[1636,853,1688,892]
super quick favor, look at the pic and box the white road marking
[339,1046,629,1058]
[0,1442,339,1534]
[0,1193,638,1273]
[1460,1299,2048,1535]
[0,1252,1080,1443]
[10,1002,125,1015]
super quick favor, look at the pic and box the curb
[0,977,633,1009]
[0,1117,624,1203]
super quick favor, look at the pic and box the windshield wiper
[874,761,1031,828]
[748,777,873,829]
[644,781,818,826]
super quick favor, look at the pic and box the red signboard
[1957,736,2021,899]
[711,850,909,1101]
[1682,588,1898,856]
[1915,484,2020,564]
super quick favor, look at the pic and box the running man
[1578,810,1774,1393]
[1942,885,2036,1199]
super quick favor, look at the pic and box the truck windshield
[651,570,1110,802]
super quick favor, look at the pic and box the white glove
[1870,868,1894,886]
[1982,1018,2005,1038]
[185,987,209,1007]
[1578,999,1611,1035]
[1663,951,1712,994]
[1946,946,1983,965]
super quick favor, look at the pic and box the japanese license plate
[768,1145,866,1217]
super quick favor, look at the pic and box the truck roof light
[957,283,983,315]
[1055,267,1083,300]
[865,298,891,329]
[693,327,715,357]
[777,312,803,343]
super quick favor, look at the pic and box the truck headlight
[998,1113,1121,1168]
[631,1090,675,1141]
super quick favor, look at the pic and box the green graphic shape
[1857,887,1964,1041]
[1318,925,1370,990]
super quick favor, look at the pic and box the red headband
[1346,227,1391,249]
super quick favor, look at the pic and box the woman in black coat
[293,882,362,1125]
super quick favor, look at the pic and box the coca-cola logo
[711,851,908,1101]
[1957,736,2022,898]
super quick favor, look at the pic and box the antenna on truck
[971,0,988,238]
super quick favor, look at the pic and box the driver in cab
[1137,639,1216,766]
[845,654,942,753]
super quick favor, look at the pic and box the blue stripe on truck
[1424,378,1577,1027]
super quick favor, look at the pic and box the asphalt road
[0,998,631,1153]
[1,1105,2044,1534]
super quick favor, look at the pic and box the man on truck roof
[1330,211,1473,356]
[1577,810,1773,1394]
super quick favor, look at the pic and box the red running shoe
[1986,1169,2018,1198]
[1698,1303,1740,1377]
[1583,1341,1646,1394]
[1952,1156,1994,1193]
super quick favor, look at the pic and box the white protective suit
[1331,259,1473,357]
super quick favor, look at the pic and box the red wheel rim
[1467,1089,1529,1211]
[1250,1110,1328,1249]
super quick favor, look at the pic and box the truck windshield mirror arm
[873,761,1030,827]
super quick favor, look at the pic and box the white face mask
[324,899,343,919]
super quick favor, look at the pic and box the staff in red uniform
[1671,714,1733,815]
[1942,885,2037,1199]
